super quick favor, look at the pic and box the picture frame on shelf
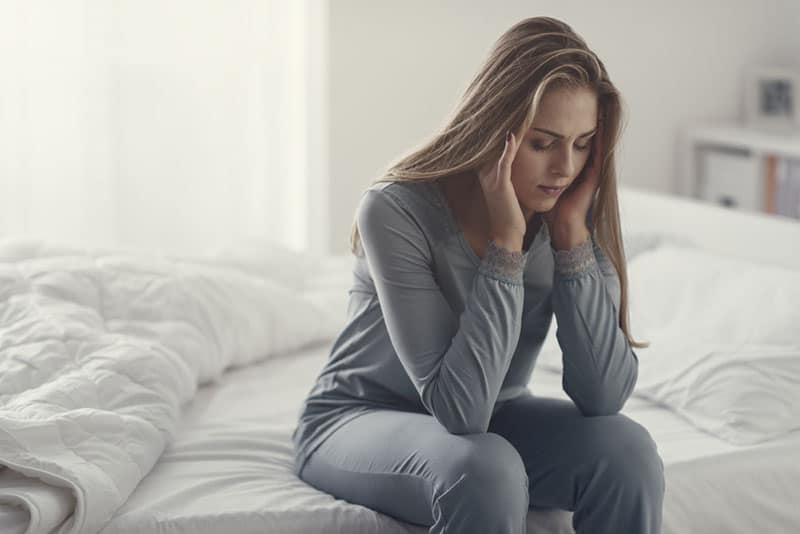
[744,66,800,134]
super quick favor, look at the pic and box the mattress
[94,342,800,534]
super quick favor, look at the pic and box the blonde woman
[292,16,664,534]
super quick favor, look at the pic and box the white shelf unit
[681,122,800,219]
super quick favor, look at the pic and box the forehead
[531,87,598,135]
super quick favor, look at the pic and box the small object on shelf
[744,66,800,134]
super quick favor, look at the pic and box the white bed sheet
[93,342,800,534]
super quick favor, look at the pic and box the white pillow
[0,236,92,261]
[622,230,697,261]
[0,235,323,292]
[195,236,321,290]
[628,245,800,348]
[627,244,800,444]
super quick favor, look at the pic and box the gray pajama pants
[297,392,665,533]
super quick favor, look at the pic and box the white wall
[0,0,326,257]
[112,0,314,256]
[326,0,800,253]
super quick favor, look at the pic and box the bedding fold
[0,238,335,534]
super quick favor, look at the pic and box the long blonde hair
[349,16,648,349]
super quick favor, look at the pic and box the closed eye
[531,141,591,152]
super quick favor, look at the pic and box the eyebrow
[531,127,597,139]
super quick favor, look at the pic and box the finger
[501,131,512,160]
[484,135,511,188]
[508,126,525,158]
[499,131,517,174]
[502,126,527,175]
[479,129,521,187]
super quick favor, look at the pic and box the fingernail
[506,130,511,142]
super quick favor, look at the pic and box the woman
[292,16,665,534]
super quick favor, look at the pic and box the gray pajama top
[291,179,639,476]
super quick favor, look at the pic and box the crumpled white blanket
[0,237,337,534]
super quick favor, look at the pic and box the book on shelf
[763,155,777,214]
[764,155,800,220]
[791,159,800,219]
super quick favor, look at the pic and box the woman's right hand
[476,130,527,252]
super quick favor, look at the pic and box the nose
[550,145,575,178]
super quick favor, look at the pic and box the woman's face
[510,86,599,218]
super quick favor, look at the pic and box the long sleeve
[550,234,638,416]
[357,188,527,434]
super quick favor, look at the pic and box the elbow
[424,387,490,435]
[420,370,497,435]
[563,371,636,417]
[431,402,490,434]
[563,350,639,417]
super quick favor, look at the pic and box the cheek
[511,150,547,181]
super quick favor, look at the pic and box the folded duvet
[0,237,336,534]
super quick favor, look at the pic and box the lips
[537,185,564,197]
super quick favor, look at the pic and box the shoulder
[356,180,448,262]
[365,179,438,208]
[357,179,442,229]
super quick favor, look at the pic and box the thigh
[298,408,525,528]
[488,392,662,511]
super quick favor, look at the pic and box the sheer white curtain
[0,0,328,256]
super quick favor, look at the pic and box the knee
[439,433,529,516]
[588,416,665,498]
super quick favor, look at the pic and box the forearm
[550,233,638,416]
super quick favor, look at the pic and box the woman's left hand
[542,120,603,231]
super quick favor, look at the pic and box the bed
[2,185,799,534]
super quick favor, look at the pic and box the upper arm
[356,189,458,387]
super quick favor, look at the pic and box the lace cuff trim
[480,240,527,284]
[552,234,597,278]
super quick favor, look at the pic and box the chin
[519,189,558,214]
[530,197,558,212]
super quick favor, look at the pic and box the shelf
[681,122,800,221]
[686,121,800,159]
